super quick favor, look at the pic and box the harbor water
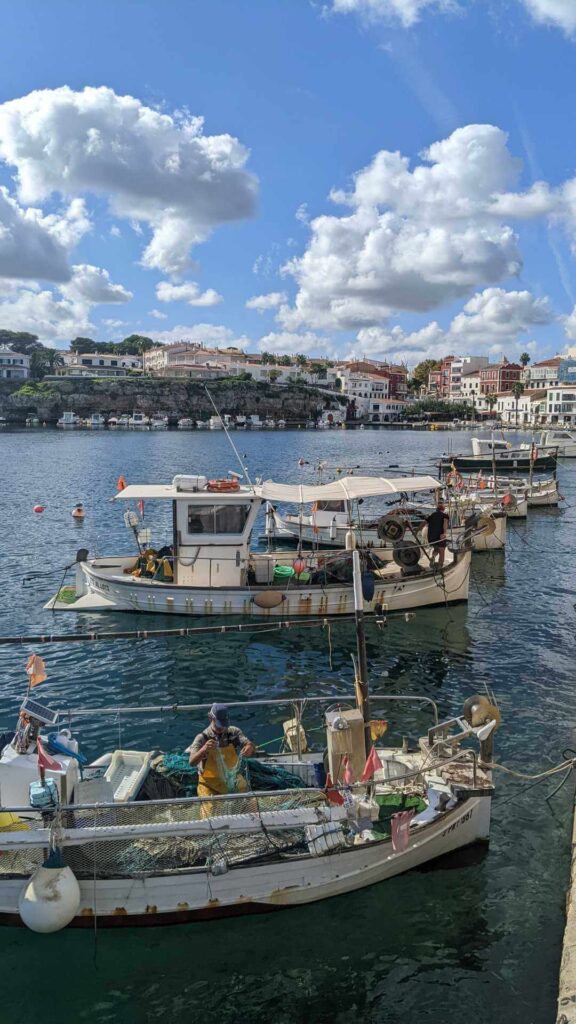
[0,426,573,1024]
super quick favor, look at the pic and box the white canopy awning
[113,484,257,501]
[256,475,442,504]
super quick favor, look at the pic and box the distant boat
[128,412,150,429]
[86,413,106,429]
[196,420,209,430]
[277,419,286,430]
[442,437,557,471]
[57,411,81,429]
[150,414,169,430]
[263,418,276,429]
[177,418,194,430]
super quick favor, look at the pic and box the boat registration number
[441,808,473,838]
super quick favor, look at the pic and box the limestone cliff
[0,376,343,424]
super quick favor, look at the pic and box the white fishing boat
[248,415,262,430]
[196,420,209,430]
[150,414,169,430]
[235,416,247,430]
[108,416,119,429]
[277,419,286,430]
[267,492,506,553]
[177,418,194,430]
[263,418,276,429]
[56,411,81,429]
[0,684,498,929]
[118,414,130,428]
[128,412,150,429]
[208,415,223,430]
[45,474,471,617]
[456,473,559,508]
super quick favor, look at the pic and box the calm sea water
[0,426,574,1024]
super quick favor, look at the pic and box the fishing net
[60,789,327,878]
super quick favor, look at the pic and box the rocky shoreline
[0,377,341,425]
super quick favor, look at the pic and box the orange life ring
[479,478,487,490]
[446,471,464,491]
[207,478,240,492]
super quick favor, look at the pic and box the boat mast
[352,548,371,758]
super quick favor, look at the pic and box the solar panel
[20,697,59,726]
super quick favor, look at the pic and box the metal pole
[352,549,371,758]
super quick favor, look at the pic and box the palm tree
[30,348,64,379]
[519,352,531,368]
[486,393,497,419]
[512,381,525,425]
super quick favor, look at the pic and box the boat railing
[60,693,440,725]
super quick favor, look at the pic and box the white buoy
[345,530,356,551]
[19,857,81,933]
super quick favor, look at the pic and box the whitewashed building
[59,352,142,377]
[546,384,576,426]
[0,346,30,380]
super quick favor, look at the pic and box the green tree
[512,381,525,425]
[519,352,531,367]
[310,362,327,380]
[409,359,441,391]
[70,336,98,354]
[268,369,281,383]
[117,334,154,354]
[277,354,292,366]
[485,393,498,417]
[295,353,308,368]
[260,351,274,365]
[0,330,41,353]
[30,348,64,379]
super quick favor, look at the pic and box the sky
[1,0,576,365]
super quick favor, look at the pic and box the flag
[37,737,62,774]
[370,719,388,742]
[325,773,344,806]
[25,654,47,688]
[391,809,415,853]
[116,475,127,491]
[361,745,382,783]
[343,756,354,786]
[137,499,145,519]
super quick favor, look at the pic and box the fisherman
[188,704,255,815]
[426,501,449,568]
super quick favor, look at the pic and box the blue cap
[209,703,229,727]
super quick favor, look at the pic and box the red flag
[361,745,382,783]
[391,809,415,853]
[343,756,354,786]
[137,499,145,519]
[116,475,127,491]
[37,737,62,774]
[325,773,344,806]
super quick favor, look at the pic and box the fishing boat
[263,418,276,429]
[267,492,507,553]
[56,411,81,429]
[45,474,472,616]
[442,438,557,471]
[455,472,559,508]
[0,682,498,929]
[128,412,150,429]
[248,415,262,430]
[196,420,209,430]
[277,419,286,430]
[177,418,194,430]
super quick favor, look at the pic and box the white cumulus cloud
[522,0,576,35]
[0,188,78,282]
[0,85,258,276]
[258,330,331,355]
[149,323,252,349]
[156,281,223,306]
[280,125,564,332]
[246,291,287,312]
[0,286,94,340]
[149,308,168,320]
[63,264,132,304]
[349,287,554,364]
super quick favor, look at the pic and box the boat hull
[0,796,490,927]
[46,550,472,616]
[443,454,556,471]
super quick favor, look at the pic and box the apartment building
[479,361,522,395]
[59,352,142,377]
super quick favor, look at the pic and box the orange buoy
[72,504,85,520]
[33,505,46,513]
[293,559,306,576]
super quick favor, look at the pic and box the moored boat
[443,437,557,471]
[45,474,472,617]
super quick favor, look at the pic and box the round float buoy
[293,559,306,576]
[33,505,46,513]
[19,854,81,933]
[72,504,85,520]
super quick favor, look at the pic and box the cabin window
[187,503,251,534]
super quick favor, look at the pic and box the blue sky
[0,0,576,364]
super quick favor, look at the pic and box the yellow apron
[197,743,247,818]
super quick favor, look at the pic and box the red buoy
[33,505,46,513]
